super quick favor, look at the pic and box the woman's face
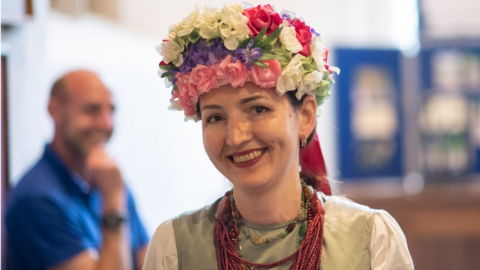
[199,83,303,192]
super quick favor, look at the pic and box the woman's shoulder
[144,219,178,270]
[322,194,378,222]
[172,197,222,227]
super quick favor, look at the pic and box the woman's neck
[232,172,303,225]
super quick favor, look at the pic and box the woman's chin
[229,175,272,193]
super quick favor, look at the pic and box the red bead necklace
[214,182,326,270]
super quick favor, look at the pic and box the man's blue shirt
[6,145,150,270]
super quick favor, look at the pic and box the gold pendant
[251,235,263,245]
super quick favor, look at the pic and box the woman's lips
[228,148,267,168]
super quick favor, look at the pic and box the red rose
[243,4,282,36]
[288,18,312,56]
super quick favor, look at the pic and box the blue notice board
[334,48,403,180]
[420,47,480,174]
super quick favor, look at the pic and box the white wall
[5,0,419,235]
[4,0,51,188]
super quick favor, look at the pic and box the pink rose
[174,73,197,116]
[171,90,196,116]
[189,65,219,94]
[243,4,282,36]
[217,55,248,88]
[288,18,312,56]
[249,60,282,88]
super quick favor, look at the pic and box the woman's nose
[225,118,252,147]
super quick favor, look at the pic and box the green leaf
[258,27,283,47]
[206,39,215,47]
[252,26,268,47]
[302,63,316,73]
[260,53,278,60]
[160,65,178,71]
[260,54,290,67]
[187,29,200,43]
[239,38,252,48]
[160,72,169,78]
[252,60,268,68]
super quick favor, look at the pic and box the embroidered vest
[172,195,376,269]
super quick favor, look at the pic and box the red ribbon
[299,133,332,196]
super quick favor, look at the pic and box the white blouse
[143,210,414,270]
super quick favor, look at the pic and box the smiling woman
[143,2,414,270]
[199,84,311,198]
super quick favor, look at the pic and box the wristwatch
[102,211,128,229]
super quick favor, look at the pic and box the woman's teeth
[232,149,264,163]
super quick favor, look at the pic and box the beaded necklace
[230,181,309,252]
[214,181,326,270]
[238,206,303,247]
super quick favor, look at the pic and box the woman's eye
[206,115,224,123]
[253,106,269,114]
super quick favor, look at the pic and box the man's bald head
[49,70,115,158]
[50,70,107,103]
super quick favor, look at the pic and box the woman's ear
[298,95,317,138]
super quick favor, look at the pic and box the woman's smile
[229,148,267,163]
[228,148,268,168]
[200,82,301,190]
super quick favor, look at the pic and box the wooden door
[0,55,8,270]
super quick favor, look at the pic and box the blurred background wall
[1,0,479,269]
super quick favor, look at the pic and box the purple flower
[179,38,232,73]
[171,69,179,85]
[207,38,230,65]
[179,56,195,73]
[310,28,320,37]
[234,40,262,70]
[281,10,296,21]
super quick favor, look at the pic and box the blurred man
[6,70,149,270]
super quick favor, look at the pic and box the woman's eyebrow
[239,95,265,105]
[200,104,223,112]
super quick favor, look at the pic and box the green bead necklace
[229,180,312,258]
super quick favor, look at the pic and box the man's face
[58,77,115,157]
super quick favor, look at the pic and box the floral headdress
[156,3,339,121]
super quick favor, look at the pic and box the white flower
[279,21,302,53]
[219,4,249,50]
[159,39,185,67]
[157,67,164,78]
[168,23,182,40]
[310,35,326,69]
[297,70,323,99]
[196,6,222,39]
[277,54,325,99]
[226,2,245,13]
[177,7,201,37]
[279,9,297,21]
[329,66,341,75]
[276,54,304,95]
[184,115,200,122]
[169,98,183,111]
[157,67,172,88]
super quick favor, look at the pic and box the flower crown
[157,3,339,121]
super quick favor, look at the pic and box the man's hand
[85,147,125,211]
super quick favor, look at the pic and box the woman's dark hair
[286,91,335,193]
